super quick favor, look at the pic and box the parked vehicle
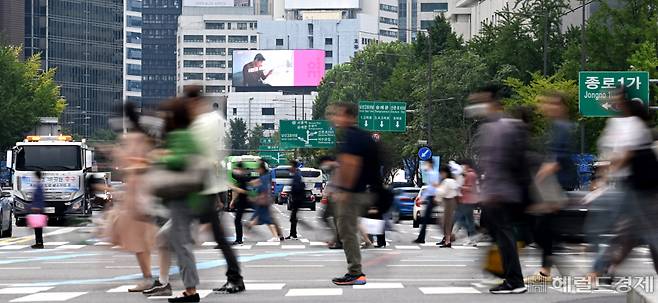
[0,188,13,237]
[412,186,443,228]
[392,187,420,222]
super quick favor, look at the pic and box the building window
[379,17,398,25]
[205,22,225,30]
[206,35,226,43]
[127,32,141,44]
[183,60,203,68]
[262,108,275,115]
[250,36,257,43]
[127,15,142,28]
[206,60,226,68]
[228,35,249,43]
[325,37,333,45]
[227,22,232,29]
[128,0,142,12]
[206,86,224,93]
[379,29,398,37]
[420,20,434,30]
[127,64,141,75]
[262,123,275,130]
[183,73,203,80]
[325,63,332,70]
[228,61,233,68]
[379,3,398,13]
[127,80,141,92]
[127,48,142,60]
[183,48,204,55]
[206,73,225,81]
[420,3,448,12]
[206,48,226,56]
[228,48,246,55]
[237,22,248,30]
[184,35,203,42]
[232,108,237,115]
[325,50,333,58]
[276,38,284,46]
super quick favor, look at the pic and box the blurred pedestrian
[229,162,249,245]
[286,160,304,240]
[328,102,380,286]
[246,161,280,241]
[319,156,342,249]
[414,158,440,244]
[436,165,461,248]
[30,171,45,249]
[112,102,158,293]
[183,86,245,294]
[467,85,528,294]
[524,92,578,285]
[454,160,479,246]
[157,99,203,303]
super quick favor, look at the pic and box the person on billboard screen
[242,53,273,87]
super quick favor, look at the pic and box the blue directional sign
[418,147,432,161]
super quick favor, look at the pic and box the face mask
[464,103,490,118]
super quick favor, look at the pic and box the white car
[412,186,443,228]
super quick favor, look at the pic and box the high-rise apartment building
[24,0,123,138]
[124,0,143,108]
[0,1,25,46]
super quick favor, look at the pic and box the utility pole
[580,0,587,154]
[294,97,297,120]
[543,12,549,76]
[426,32,433,148]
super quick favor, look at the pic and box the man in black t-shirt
[328,102,377,286]
[230,163,250,245]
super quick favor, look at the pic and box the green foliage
[246,125,264,151]
[0,45,66,150]
[226,118,248,155]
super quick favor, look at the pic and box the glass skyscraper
[24,0,123,138]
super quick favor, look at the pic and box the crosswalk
[0,282,621,302]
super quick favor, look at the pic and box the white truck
[5,135,94,226]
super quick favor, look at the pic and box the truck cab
[5,135,94,226]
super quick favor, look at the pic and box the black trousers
[200,194,243,283]
[415,196,435,242]
[234,207,245,243]
[483,203,524,287]
[289,203,299,238]
[34,227,43,245]
[533,214,554,269]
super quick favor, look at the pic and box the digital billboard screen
[232,50,325,91]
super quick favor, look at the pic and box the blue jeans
[454,203,477,237]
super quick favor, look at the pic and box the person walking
[467,85,528,294]
[229,162,250,245]
[112,102,158,293]
[183,87,245,294]
[286,160,304,240]
[454,160,479,246]
[327,102,380,286]
[246,161,280,241]
[436,165,461,248]
[319,156,342,249]
[414,158,440,244]
[30,171,45,249]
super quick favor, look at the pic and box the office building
[141,0,181,110]
[124,0,143,108]
[176,5,270,96]
[0,1,25,46]
[398,0,448,42]
[227,92,314,135]
[24,0,123,138]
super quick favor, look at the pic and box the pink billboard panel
[293,50,325,87]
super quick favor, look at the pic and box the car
[412,186,443,228]
[280,186,316,211]
[0,188,13,238]
[300,168,325,202]
[391,187,420,222]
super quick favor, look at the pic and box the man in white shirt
[414,158,440,244]
[185,86,245,294]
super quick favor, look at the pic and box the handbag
[27,214,47,228]
[146,155,208,200]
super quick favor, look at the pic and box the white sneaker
[267,237,279,242]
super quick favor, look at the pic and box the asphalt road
[0,204,651,303]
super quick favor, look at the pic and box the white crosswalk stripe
[105,285,136,293]
[10,292,87,302]
[0,287,53,294]
[419,287,481,294]
[285,288,343,296]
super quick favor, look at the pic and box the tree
[0,45,65,150]
[246,125,264,151]
[226,118,248,155]
[413,14,464,58]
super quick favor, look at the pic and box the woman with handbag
[29,171,46,249]
[112,102,158,292]
[246,161,280,241]
[435,165,461,248]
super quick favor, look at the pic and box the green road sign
[579,71,650,117]
[279,120,336,149]
[358,101,407,132]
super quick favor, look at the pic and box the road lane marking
[0,267,42,270]
[395,245,420,250]
[245,283,285,290]
[419,287,481,294]
[0,287,53,294]
[0,245,29,250]
[54,245,85,250]
[245,265,323,268]
[256,242,281,246]
[400,259,476,262]
[281,245,306,249]
[285,288,342,296]
[353,282,404,289]
[451,246,478,250]
[43,242,69,246]
[0,253,98,265]
[309,242,327,246]
[387,264,468,267]
[93,242,112,246]
[106,285,136,292]
[201,242,216,246]
[11,292,87,302]
[232,245,253,250]
[105,266,140,269]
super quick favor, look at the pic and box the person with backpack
[286,160,304,240]
[327,102,385,286]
